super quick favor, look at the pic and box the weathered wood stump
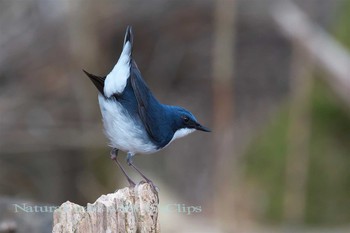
[52,183,159,233]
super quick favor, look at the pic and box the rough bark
[53,183,160,233]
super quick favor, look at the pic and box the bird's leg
[127,152,159,195]
[111,148,136,187]
[126,152,151,182]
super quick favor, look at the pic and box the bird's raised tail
[82,69,106,95]
[83,26,133,97]
[123,25,133,48]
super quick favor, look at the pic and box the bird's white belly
[98,95,157,154]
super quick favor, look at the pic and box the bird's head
[169,106,210,140]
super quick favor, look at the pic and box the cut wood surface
[52,183,159,233]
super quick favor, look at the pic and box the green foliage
[244,0,350,225]
[334,0,350,48]
[306,78,350,225]
[244,79,350,225]
[244,107,289,223]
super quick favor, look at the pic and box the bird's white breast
[98,94,158,154]
[164,128,195,148]
[104,42,131,97]
[172,128,195,141]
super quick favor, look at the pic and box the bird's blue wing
[130,60,164,145]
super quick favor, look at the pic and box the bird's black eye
[183,116,190,123]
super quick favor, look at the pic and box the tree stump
[52,183,160,233]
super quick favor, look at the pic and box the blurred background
[1,0,350,232]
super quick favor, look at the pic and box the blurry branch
[273,1,350,223]
[284,44,314,223]
[0,127,105,154]
[147,36,186,91]
[0,1,65,71]
[212,0,237,231]
[272,1,350,108]
[66,2,99,126]
[53,183,160,233]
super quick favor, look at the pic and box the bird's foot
[139,176,158,192]
[139,180,159,202]
[126,155,159,199]
[114,179,135,192]
[147,180,160,195]
[125,177,136,187]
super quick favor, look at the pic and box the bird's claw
[146,180,159,195]
[139,179,159,196]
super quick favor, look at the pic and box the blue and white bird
[83,26,210,186]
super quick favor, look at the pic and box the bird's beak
[195,123,211,132]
